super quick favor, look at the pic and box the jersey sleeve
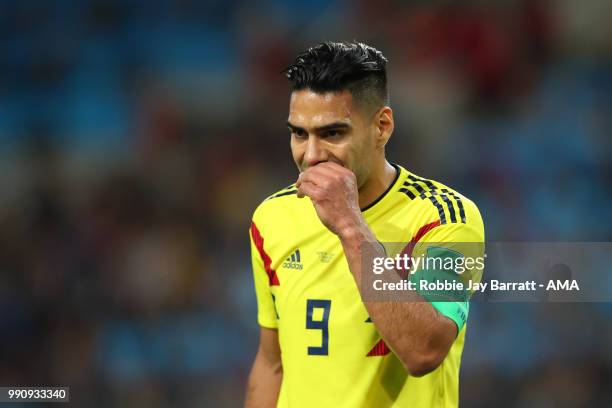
[409,214,485,333]
[250,221,279,329]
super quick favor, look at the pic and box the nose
[303,136,328,168]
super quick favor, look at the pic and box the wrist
[337,216,369,243]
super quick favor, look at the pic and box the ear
[374,106,394,149]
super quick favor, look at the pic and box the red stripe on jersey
[250,221,280,286]
[410,220,441,244]
[397,220,441,279]
[367,220,440,357]
[367,221,441,356]
[367,338,391,356]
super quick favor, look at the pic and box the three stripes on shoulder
[399,175,466,224]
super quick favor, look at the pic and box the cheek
[353,132,374,161]
[353,133,376,182]
[290,139,303,163]
[328,141,351,167]
[334,142,361,179]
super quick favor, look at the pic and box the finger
[296,179,315,198]
[296,166,322,184]
[321,163,357,188]
[300,170,338,194]
[303,163,343,180]
[298,168,326,187]
[317,161,347,174]
[311,162,354,183]
[296,171,311,190]
[304,165,355,191]
[316,160,351,175]
[297,179,324,200]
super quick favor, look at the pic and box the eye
[291,128,307,139]
[323,130,343,139]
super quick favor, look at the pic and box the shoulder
[251,182,304,226]
[397,167,484,239]
[264,183,298,201]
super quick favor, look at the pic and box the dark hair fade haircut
[284,41,390,113]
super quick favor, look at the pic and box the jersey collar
[360,163,402,213]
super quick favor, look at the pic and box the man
[246,41,484,407]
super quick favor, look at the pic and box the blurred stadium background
[0,0,611,406]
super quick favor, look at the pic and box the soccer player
[245,42,484,407]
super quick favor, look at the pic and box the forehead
[288,89,356,127]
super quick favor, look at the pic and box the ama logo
[283,249,303,270]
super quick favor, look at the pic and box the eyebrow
[286,121,351,133]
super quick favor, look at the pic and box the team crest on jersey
[282,249,303,270]
[317,251,335,263]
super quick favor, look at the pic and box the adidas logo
[282,249,303,270]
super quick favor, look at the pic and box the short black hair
[284,41,389,113]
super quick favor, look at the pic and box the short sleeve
[409,221,485,333]
[250,221,279,329]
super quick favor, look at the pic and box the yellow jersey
[249,164,484,407]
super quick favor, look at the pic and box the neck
[358,161,397,210]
